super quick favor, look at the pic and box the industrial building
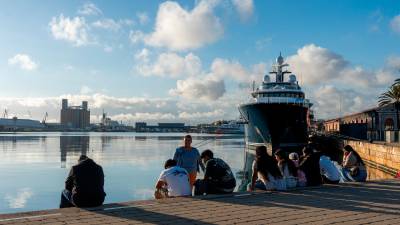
[0,117,45,131]
[60,99,90,129]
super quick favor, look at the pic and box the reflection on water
[0,132,244,214]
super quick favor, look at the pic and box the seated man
[155,159,191,199]
[194,150,236,195]
[60,155,106,208]
[319,155,341,184]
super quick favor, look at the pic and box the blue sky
[0,0,399,124]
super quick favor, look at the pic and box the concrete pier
[1,179,400,225]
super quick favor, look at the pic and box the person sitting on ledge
[319,154,341,184]
[60,155,106,208]
[299,146,322,186]
[274,149,298,188]
[289,152,307,187]
[155,159,191,199]
[340,145,367,182]
[248,146,286,191]
[194,150,236,195]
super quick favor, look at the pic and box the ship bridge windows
[258,92,304,98]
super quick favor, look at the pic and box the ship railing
[252,97,311,107]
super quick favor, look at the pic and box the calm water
[0,132,245,214]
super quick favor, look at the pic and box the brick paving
[1,179,400,225]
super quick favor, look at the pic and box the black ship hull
[239,103,309,152]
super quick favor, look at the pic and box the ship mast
[269,52,291,83]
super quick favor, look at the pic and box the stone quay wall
[344,140,400,175]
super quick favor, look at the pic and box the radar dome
[263,75,270,83]
[289,74,297,83]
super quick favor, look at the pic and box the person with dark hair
[248,146,286,191]
[155,159,191,199]
[340,145,367,182]
[274,149,298,188]
[194,149,236,195]
[173,135,204,189]
[60,155,106,208]
[299,146,322,186]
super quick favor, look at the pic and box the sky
[0,0,399,124]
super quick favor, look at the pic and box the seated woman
[340,145,367,182]
[275,150,298,188]
[289,152,307,187]
[248,146,286,191]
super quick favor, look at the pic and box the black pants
[60,189,105,208]
[194,179,234,195]
[60,189,75,208]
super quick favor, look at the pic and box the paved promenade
[1,179,400,225]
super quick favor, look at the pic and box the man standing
[173,135,204,188]
[60,155,106,208]
[155,159,191,199]
[194,150,236,195]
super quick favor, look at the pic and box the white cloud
[210,58,263,82]
[8,54,38,71]
[386,56,400,69]
[390,15,400,34]
[4,188,33,208]
[77,2,102,16]
[144,1,223,51]
[92,18,134,31]
[80,85,93,94]
[136,52,202,78]
[169,77,226,101]
[286,44,348,85]
[137,12,149,25]
[49,14,89,46]
[179,109,225,120]
[232,0,254,21]
[111,112,176,121]
[129,30,145,44]
[92,19,121,31]
[286,44,397,88]
[310,85,375,119]
[134,48,150,63]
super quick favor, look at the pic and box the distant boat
[215,121,244,134]
[238,54,312,152]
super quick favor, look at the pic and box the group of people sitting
[248,144,367,191]
[155,134,236,198]
[59,134,366,208]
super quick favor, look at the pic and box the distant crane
[27,110,32,119]
[3,109,8,119]
[42,112,48,125]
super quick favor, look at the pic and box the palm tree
[379,82,400,130]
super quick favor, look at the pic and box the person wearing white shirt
[155,159,191,199]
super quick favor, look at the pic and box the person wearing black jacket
[299,146,322,186]
[194,150,236,195]
[60,155,106,208]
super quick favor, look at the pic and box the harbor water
[0,132,245,214]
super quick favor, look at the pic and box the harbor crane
[3,109,8,119]
[42,112,48,125]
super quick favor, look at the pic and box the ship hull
[239,103,309,152]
